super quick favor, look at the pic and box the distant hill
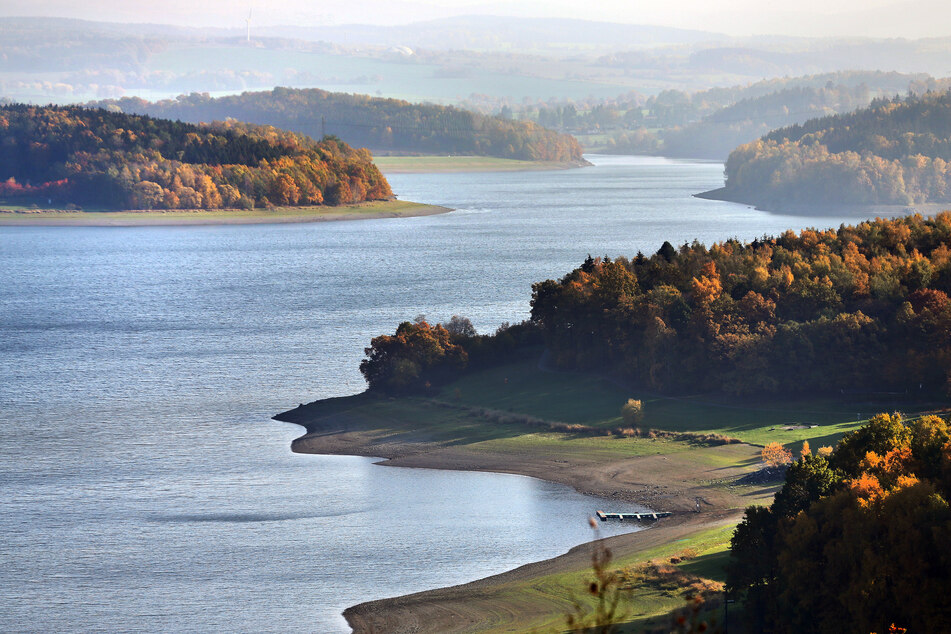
[0,103,391,209]
[711,90,951,207]
[517,71,923,160]
[656,79,882,159]
[90,88,587,163]
[8,17,951,107]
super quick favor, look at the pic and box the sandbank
[0,200,451,227]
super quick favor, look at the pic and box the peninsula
[276,213,951,631]
[0,103,391,213]
[700,90,951,212]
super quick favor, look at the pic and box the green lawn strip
[488,523,737,633]
[296,359,905,453]
[466,432,688,460]
[302,395,549,445]
[440,361,629,424]
[302,394,695,456]
[436,360,941,448]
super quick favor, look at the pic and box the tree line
[529,213,951,395]
[722,90,951,205]
[359,316,541,393]
[90,88,586,163]
[728,412,951,632]
[0,103,391,209]
[361,214,951,397]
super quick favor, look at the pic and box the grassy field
[0,200,450,226]
[358,519,739,634]
[289,357,946,632]
[295,357,944,454]
[517,522,737,633]
[373,155,584,173]
[434,360,935,449]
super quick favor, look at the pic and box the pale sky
[2,0,950,39]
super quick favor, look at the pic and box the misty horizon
[0,0,949,40]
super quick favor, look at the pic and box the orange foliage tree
[761,442,793,468]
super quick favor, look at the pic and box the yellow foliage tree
[762,442,793,468]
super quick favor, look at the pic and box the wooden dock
[596,510,671,521]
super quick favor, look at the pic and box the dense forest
[0,103,391,209]
[530,213,951,395]
[728,412,951,632]
[90,89,586,163]
[362,214,951,397]
[721,90,951,206]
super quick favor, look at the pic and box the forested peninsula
[0,103,392,210]
[706,90,951,208]
[362,213,951,398]
[90,88,587,164]
[283,213,951,632]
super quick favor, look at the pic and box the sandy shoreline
[0,201,452,227]
[344,509,742,633]
[280,406,764,633]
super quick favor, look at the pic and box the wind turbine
[246,8,252,43]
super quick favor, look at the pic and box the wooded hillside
[529,214,951,395]
[729,412,951,632]
[0,103,391,209]
[92,88,586,163]
[720,90,951,205]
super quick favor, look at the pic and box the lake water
[0,156,887,631]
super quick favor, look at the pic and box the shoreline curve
[275,398,761,633]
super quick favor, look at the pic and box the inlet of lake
[0,155,894,631]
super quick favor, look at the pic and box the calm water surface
[0,156,890,631]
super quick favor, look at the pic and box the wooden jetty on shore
[596,510,671,521]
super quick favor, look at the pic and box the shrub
[621,399,644,425]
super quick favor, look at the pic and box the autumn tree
[728,413,951,633]
[359,320,468,393]
[761,442,793,468]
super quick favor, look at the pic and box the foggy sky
[0,0,948,39]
